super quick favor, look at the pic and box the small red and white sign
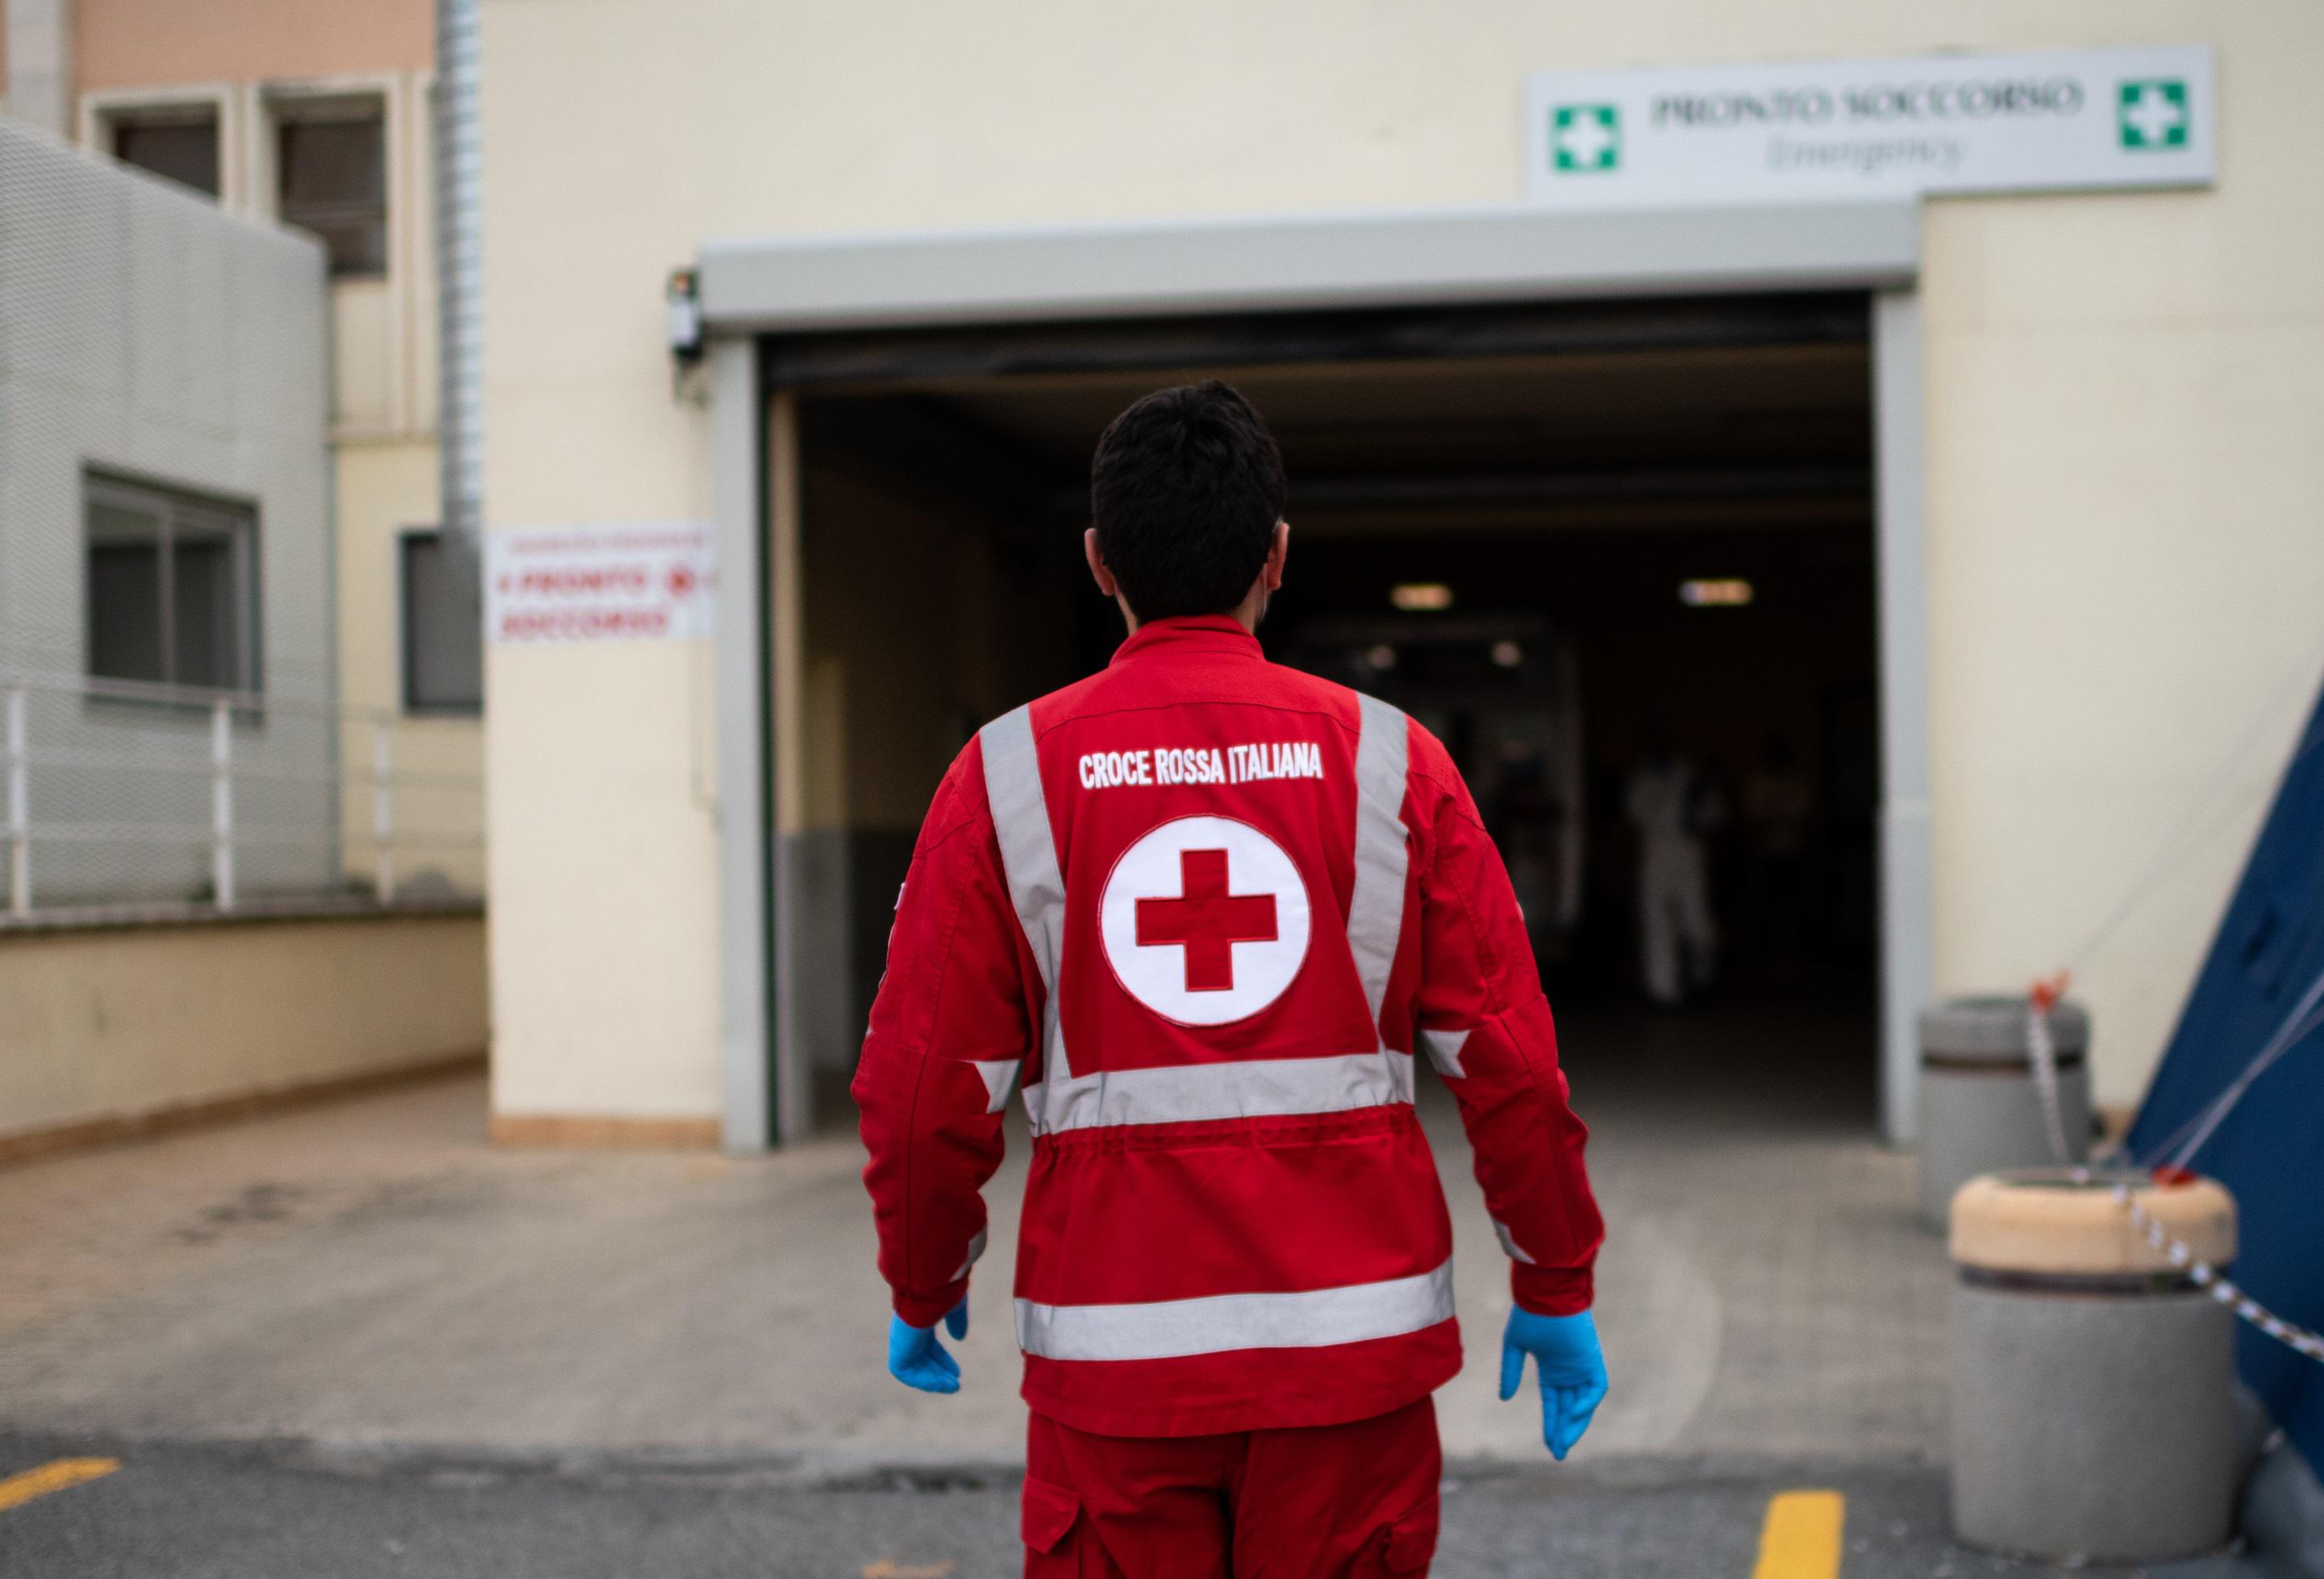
[485,522,714,645]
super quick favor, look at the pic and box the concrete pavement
[8,994,2264,1574]
[0,1434,2258,1578]
[0,998,1947,1467]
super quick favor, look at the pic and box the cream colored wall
[335,439,486,896]
[481,0,2323,1120]
[1920,52,2324,1099]
[481,0,720,1123]
[485,640,723,1122]
[0,914,485,1145]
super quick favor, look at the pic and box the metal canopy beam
[698,201,1918,335]
[758,291,1872,389]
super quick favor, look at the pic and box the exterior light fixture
[1390,582,1454,612]
[1490,640,1523,669]
[665,267,704,364]
[1366,644,1399,671]
[1679,578,1754,607]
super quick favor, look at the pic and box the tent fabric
[2129,680,2324,1475]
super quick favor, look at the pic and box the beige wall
[485,640,723,1121]
[481,0,2324,1120]
[1921,185,2324,1097]
[76,0,430,90]
[0,914,485,1147]
[336,439,487,895]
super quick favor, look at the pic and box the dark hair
[1089,381,1286,620]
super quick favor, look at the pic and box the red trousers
[1022,1396,1440,1577]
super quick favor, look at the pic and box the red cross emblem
[1135,848,1280,993]
[1100,814,1312,1027]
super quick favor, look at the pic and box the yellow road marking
[1751,1489,1845,1579]
[0,1458,120,1513]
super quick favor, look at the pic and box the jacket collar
[1109,615,1263,668]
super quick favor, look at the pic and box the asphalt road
[0,1435,2260,1579]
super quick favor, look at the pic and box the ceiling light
[1679,578,1754,607]
[1390,582,1454,612]
[1366,644,1398,671]
[1490,640,1523,669]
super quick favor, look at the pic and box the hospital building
[476,0,2316,1153]
[5,0,2318,1161]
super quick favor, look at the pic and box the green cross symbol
[2118,80,2189,150]
[1552,105,1620,173]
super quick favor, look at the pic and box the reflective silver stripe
[1015,1258,1454,1362]
[979,705,1072,1120]
[950,1226,990,1282]
[969,1058,1021,1114]
[1039,1050,1414,1132]
[1418,1027,1469,1079]
[1347,694,1411,1048]
[1492,1219,1538,1265]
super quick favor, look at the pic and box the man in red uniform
[855,381,1607,1576]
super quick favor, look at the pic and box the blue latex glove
[886,1299,969,1394]
[1498,1308,1608,1460]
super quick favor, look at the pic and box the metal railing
[2,670,483,918]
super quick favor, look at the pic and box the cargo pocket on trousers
[1380,1496,1439,1574]
[1021,1474,1084,1568]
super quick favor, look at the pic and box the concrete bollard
[1949,1169,2241,1564]
[1918,996,2091,1227]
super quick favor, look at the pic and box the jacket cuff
[892,1277,968,1329]
[1512,1264,1593,1318]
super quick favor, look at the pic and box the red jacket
[854,615,1602,1438]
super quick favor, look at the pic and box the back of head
[1089,381,1286,621]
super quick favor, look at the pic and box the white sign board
[486,522,714,644]
[1525,45,2214,208]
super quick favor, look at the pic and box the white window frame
[83,469,264,701]
[80,84,240,206]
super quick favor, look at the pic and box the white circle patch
[1099,814,1311,1026]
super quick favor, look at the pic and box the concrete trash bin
[1918,995,2092,1227]
[1949,1169,2241,1564]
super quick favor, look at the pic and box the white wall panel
[0,119,335,902]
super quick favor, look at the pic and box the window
[85,475,260,693]
[111,108,222,198]
[277,102,387,277]
[400,531,482,713]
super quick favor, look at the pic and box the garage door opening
[780,294,1880,1135]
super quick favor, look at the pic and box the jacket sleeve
[1407,724,1605,1316]
[851,742,1037,1327]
